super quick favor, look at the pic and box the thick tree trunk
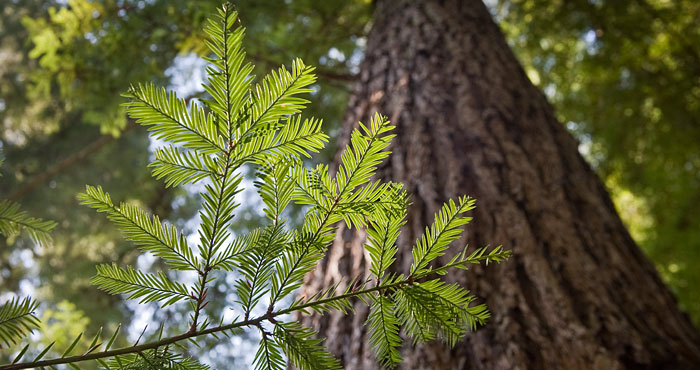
[299,0,700,369]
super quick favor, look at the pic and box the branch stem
[1,250,503,370]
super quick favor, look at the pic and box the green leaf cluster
[1,4,509,369]
[0,155,54,351]
[0,200,56,247]
[0,156,56,246]
[0,297,40,349]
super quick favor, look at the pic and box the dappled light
[1,0,699,369]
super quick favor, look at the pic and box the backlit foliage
[0,4,509,369]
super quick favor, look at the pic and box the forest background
[1,0,698,367]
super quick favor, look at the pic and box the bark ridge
[299,1,700,369]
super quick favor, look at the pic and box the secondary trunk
[299,0,700,369]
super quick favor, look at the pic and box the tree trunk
[299,0,700,369]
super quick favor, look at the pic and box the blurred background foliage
[0,0,697,364]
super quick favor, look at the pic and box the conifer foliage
[0,154,55,352]
[0,3,509,369]
[0,156,56,247]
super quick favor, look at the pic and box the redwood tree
[299,0,700,368]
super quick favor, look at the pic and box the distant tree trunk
[299,0,700,368]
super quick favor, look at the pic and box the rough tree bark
[299,0,700,369]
